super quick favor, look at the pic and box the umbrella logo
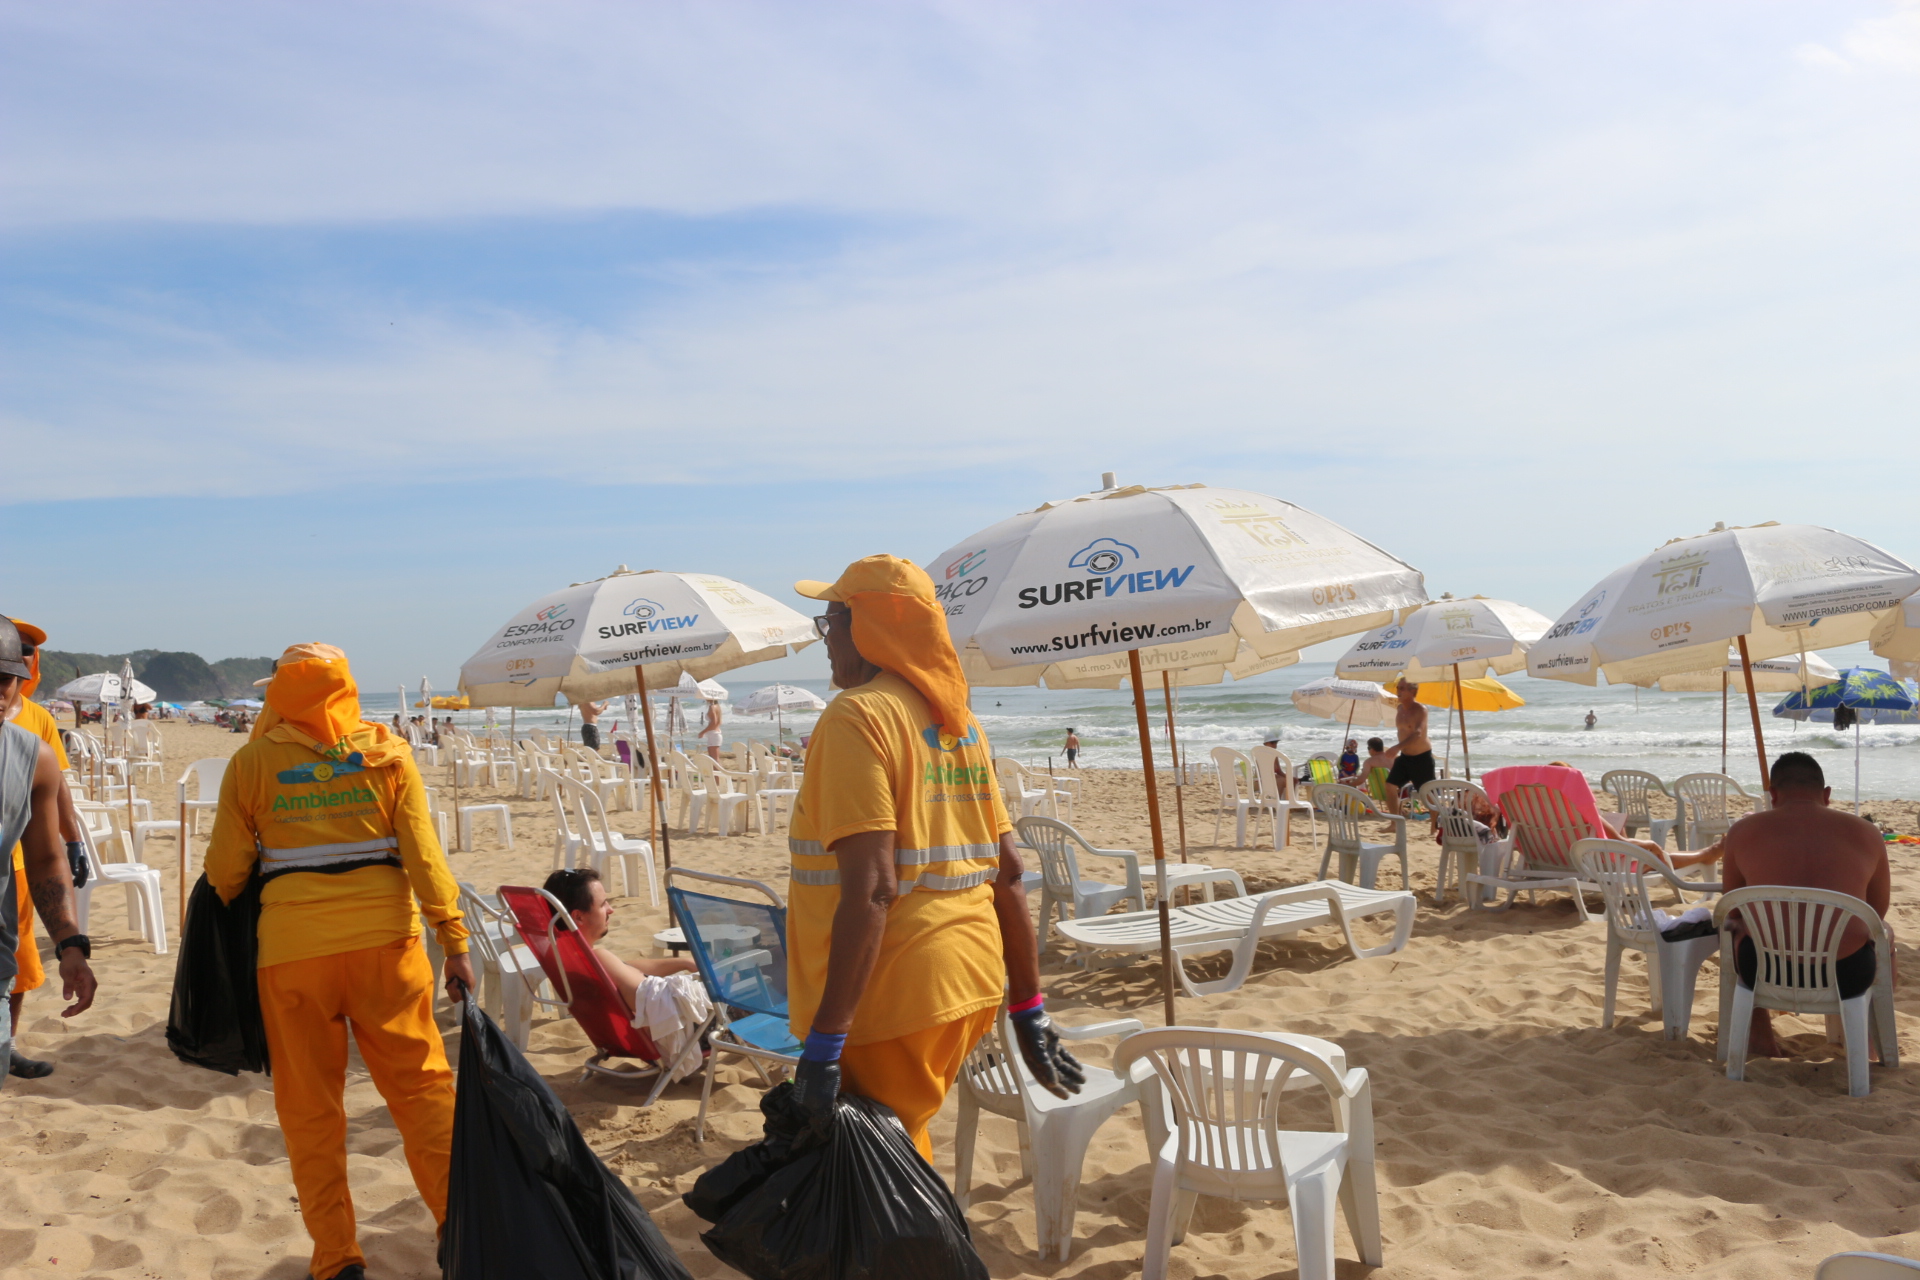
[1579,591,1606,618]
[1206,499,1307,550]
[945,549,988,580]
[1069,538,1138,576]
[623,598,662,620]
[1651,552,1708,597]
[535,603,568,622]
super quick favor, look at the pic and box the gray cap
[0,616,28,681]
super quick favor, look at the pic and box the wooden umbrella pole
[1737,635,1770,800]
[1160,670,1188,865]
[635,665,673,923]
[1453,663,1471,782]
[1720,671,1729,775]
[1128,650,1177,1027]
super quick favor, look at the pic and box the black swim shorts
[1737,938,1875,1000]
[1385,749,1436,789]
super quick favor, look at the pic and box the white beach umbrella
[1870,591,1920,671]
[1289,676,1401,726]
[52,672,157,704]
[458,566,816,883]
[932,476,1425,1024]
[1654,648,1843,773]
[1529,522,1920,790]
[675,672,730,701]
[1335,594,1551,683]
[734,684,828,715]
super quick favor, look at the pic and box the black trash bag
[683,1080,809,1224]
[165,872,269,1075]
[443,997,693,1280]
[695,1081,988,1280]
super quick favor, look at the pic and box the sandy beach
[4,721,1917,1279]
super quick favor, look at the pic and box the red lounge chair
[497,884,673,1098]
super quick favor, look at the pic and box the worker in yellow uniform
[205,644,473,1280]
[787,555,1082,1161]
[4,617,85,1079]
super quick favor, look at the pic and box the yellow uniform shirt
[787,671,1010,1046]
[204,724,468,968]
[11,699,68,872]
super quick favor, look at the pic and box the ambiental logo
[1069,538,1138,576]
[945,549,988,580]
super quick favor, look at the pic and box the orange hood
[795,555,971,739]
[252,643,407,765]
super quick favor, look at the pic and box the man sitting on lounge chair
[1720,751,1890,1058]
[543,867,695,1013]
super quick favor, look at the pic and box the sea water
[363,641,1920,801]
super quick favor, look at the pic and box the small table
[652,922,759,958]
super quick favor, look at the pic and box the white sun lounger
[1052,879,1416,997]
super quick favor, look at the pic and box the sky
[4,0,1918,693]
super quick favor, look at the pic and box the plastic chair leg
[1840,994,1872,1097]
[952,1093,980,1211]
[1725,983,1755,1082]
[1339,1150,1384,1267]
[1284,1162,1345,1280]
[1140,1143,1180,1280]
[1601,935,1624,1029]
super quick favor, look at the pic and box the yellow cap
[795,554,935,604]
[254,641,349,686]
[9,618,46,647]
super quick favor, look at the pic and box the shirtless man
[577,699,604,752]
[1383,678,1434,811]
[541,867,694,1011]
[1720,751,1888,1058]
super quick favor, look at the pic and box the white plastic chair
[1713,886,1897,1096]
[1672,772,1759,848]
[1208,748,1261,849]
[1248,746,1316,850]
[1113,1028,1383,1280]
[1017,817,1244,950]
[1818,1253,1920,1279]
[457,882,557,1047]
[1598,770,1681,849]
[1311,784,1409,891]
[1418,779,1490,907]
[954,1008,1148,1261]
[997,758,1074,823]
[125,722,164,785]
[74,820,168,953]
[1574,839,1721,1040]
[177,757,226,836]
[556,772,659,905]
[685,753,752,836]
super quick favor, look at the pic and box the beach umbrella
[1771,669,1917,813]
[735,683,827,745]
[1336,593,1550,781]
[1528,522,1920,795]
[676,673,729,700]
[1651,649,1842,773]
[53,672,158,704]
[930,476,1426,1024]
[458,566,816,889]
[1390,675,1526,779]
[1290,675,1402,764]
[1870,591,1920,671]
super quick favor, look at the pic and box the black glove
[1010,1007,1084,1098]
[791,1055,842,1144]
[66,841,88,890]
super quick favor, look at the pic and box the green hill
[40,649,277,702]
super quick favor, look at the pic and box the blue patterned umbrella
[1772,668,1917,812]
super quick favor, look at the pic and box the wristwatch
[54,933,91,960]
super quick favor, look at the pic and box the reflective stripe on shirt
[789,837,999,893]
[259,835,401,872]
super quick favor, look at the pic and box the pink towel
[1481,765,1606,834]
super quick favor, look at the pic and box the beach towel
[1481,765,1607,835]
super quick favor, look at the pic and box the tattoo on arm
[30,874,77,938]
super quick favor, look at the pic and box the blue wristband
[801,1029,847,1062]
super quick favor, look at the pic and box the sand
[3,720,1918,1278]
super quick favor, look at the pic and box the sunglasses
[812,612,845,639]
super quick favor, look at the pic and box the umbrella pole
[1855,720,1862,816]
[1128,650,1177,1028]
[635,665,672,922]
[1737,636,1770,801]
[1440,696,1453,779]
[1454,664,1471,782]
[1161,671,1188,865]
[1721,672,1728,775]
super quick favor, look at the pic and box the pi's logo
[623,598,663,620]
[535,603,568,622]
[1068,538,1138,576]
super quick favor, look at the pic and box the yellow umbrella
[1389,674,1523,779]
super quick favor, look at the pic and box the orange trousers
[13,852,44,994]
[259,935,454,1280]
[839,1006,997,1162]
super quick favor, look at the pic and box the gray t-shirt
[0,722,41,991]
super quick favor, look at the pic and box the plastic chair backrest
[497,884,660,1062]
[1113,1028,1350,1180]
[1246,747,1291,804]
[545,772,584,843]
[1712,886,1889,1014]
[957,1007,1030,1123]
[1365,767,1393,807]
[1422,780,1486,852]
[1599,770,1667,823]
[1014,816,1083,900]
[182,757,226,800]
[664,871,788,1023]
[1311,783,1376,851]
[1307,757,1337,786]
[1498,783,1596,871]
[1573,839,1660,943]
[1210,747,1252,805]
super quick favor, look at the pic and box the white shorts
[700,730,723,747]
